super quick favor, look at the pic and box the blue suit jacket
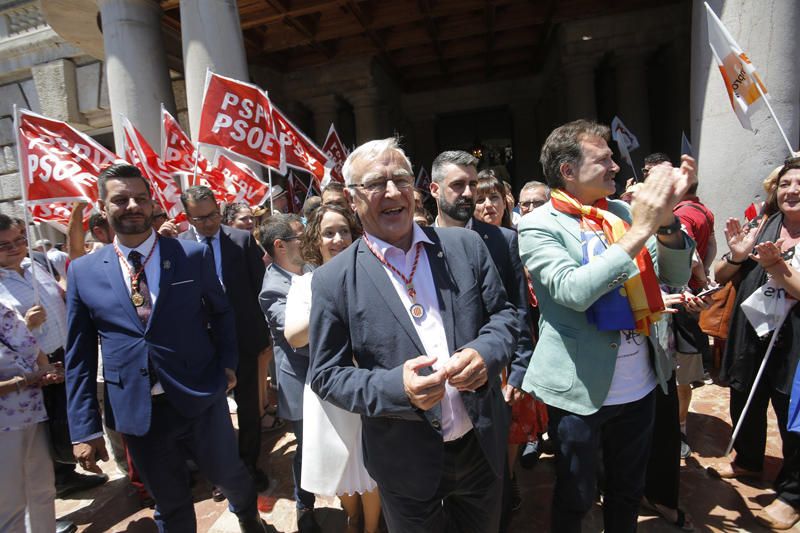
[65,237,238,441]
[308,226,519,500]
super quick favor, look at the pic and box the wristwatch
[656,216,681,236]
[723,251,747,265]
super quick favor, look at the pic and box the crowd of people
[1,118,800,533]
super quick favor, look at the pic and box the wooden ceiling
[160,0,678,92]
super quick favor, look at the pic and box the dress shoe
[55,471,108,498]
[252,468,270,493]
[706,462,761,480]
[55,519,77,533]
[297,508,322,533]
[756,498,800,530]
[211,485,227,502]
[519,440,541,469]
[238,515,269,533]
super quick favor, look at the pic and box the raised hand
[725,217,764,262]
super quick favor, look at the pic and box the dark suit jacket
[65,237,238,441]
[179,226,270,357]
[465,217,533,388]
[308,226,519,500]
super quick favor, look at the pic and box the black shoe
[238,515,268,533]
[297,509,322,533]
[55,471,108,498]
[510,475,522,512]
[252,468,270,493]
[56,519,77,533]
[211,485,227,502]
[519,440,542,469]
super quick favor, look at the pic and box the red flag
[286,172,308,214]
[16,109,119,204]
[214,153,269,206]
[122,117,184,220]
[161,106,210,185]
[744,202,759,221]
[272,106,331,188]
[321,123,348,186]
[197,71,282,172]
[28,202,89,233]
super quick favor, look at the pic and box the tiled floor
[56,382,799,532]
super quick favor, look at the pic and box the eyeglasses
[0,236,27,252]
[520,200,547,209]
[348,176,414,194]
[189,212,221,224]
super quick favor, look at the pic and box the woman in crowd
[222,202,256,233]
[0,301,63,532]
[475,171,514,229]
[712,156,800,530]
[283,205,382,533]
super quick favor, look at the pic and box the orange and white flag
[705,2,767,130]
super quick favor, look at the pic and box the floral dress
[0,302,46,432]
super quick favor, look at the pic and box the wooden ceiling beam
[417,0,447,75]
[484,0,495,79]
[260,0,335,58]
[239,0,349,29]
[340,0,402,83]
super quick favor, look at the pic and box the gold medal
[131,291,145,307]
[410,303,425,319]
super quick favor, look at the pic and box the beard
[110,213,154,235]
[439,196,475,223]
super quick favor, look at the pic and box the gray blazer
[308,226,519,500]
[259,263,313,421]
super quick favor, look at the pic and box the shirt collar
[115,230,157,260]
[191,226,221,243]
[364,223,433,257]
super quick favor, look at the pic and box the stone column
[614,47,652,159]
[31,59,83,125]
[180,0,250,141]
[562,55,598,121]
[306,94,339,145]
[691,0,800,255]
[349,89,382,144]
[98,0,176,150]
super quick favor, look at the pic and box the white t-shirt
[603,329,657,405]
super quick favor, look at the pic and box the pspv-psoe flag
[16,108,119,204]
[197,71,283,172]
[272,106,332,188]
[162,105,212,184]
[122,117,184,219]
[705,3,768,130]
[214,153,269,206]
[321,123,348,187]
[26,202,90,234]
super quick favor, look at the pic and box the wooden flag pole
[754,82,795,156]
[12,105,40,304]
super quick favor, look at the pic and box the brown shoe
[756,499,800,530]
[706,462,761,480]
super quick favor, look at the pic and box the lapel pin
[437,251,443,258]
[483,234,489,240]
[162,260,171,270]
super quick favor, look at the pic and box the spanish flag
[705,2,768,130]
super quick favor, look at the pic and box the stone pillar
[31,59,82,124]
[614,47,652,159]
[349,89,382,144]
[691,0,800,256]
[306,94,339,145]
[98,0,176,150]
[180,0,250,141]
[562,55,598,121]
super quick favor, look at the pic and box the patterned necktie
[129,250,156,387]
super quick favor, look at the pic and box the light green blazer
[518,199,694,416]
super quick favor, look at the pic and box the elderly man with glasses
[307,138,519,532]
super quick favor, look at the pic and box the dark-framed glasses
[189,212,221,224]
[0,236,27,252]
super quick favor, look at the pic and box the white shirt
[46,248,69,278]
[0,259,67,354]
[114,231,161,306]
[365,225,472,442]
[190,227,223,286]
[602,330,656,405]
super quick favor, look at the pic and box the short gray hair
[431,151,479,183]
[540,120,610,189]
[521,180,551,198]
[341,138,412,186]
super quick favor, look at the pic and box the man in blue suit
[65,164,267,533]
[309,138,519,532]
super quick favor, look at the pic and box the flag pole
[753,83,795,156]
[31,223,57,280]
[724,310,788,456]
[12,105,40,304]
[267,167,274,213]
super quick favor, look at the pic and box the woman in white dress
[284,204,382,533]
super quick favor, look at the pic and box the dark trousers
[125,395,257,533]
[379,430,503,533]
[548,390,655,533]
[291,420,315,510]
[644,376,681,509]
[234,351,262,471]
[730,382,800,507]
